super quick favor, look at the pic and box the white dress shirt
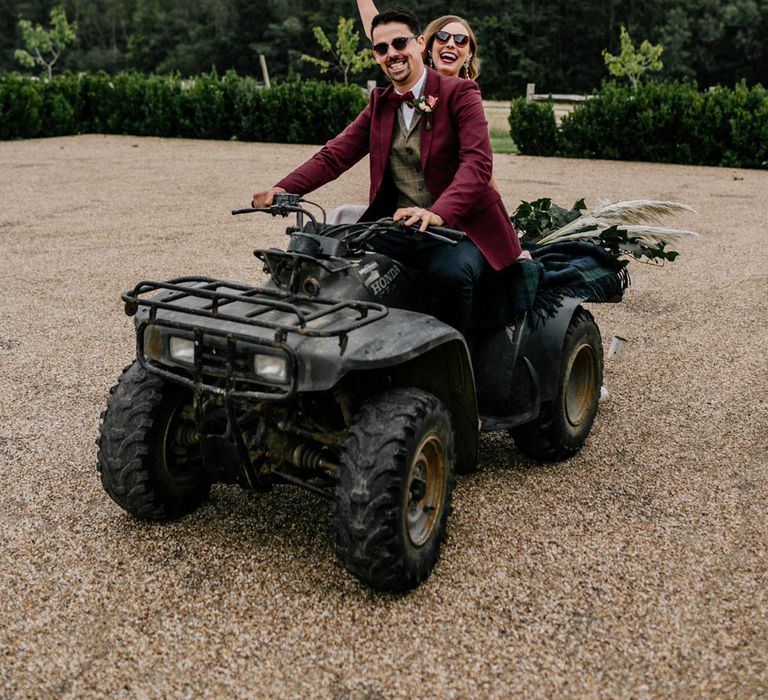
[395,68,428,130]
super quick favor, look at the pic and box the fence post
[526,83,535,102]
[259,54,271,89]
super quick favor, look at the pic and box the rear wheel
[334,388,455,591]
[97,361,210,520]
[512,307,603,460]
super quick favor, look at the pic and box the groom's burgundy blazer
[276,67,521,270]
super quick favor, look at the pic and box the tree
[301,16,374,84]
[15,4,77,79]
[602,25,664,90]
[1,1,767,96]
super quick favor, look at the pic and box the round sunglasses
[371,35,417,57]
[434,31,470,47]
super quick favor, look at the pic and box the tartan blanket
[472,241,630,327]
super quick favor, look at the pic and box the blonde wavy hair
[423,15,480,80]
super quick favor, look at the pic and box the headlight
[253,353,288,383]
[143,326,163,362]
[169,336,195,364]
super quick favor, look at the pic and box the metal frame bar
[124,276,388,341]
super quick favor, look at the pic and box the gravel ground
[1,135,766,699]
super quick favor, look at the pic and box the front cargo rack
[123,276,388,340]
[123,276,389,400]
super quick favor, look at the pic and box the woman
[357,0,479,80]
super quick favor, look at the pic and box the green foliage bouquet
[512,198,699,264]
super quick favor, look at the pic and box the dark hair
[371,9,422,37]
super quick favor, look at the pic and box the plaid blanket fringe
[475,241,630,327]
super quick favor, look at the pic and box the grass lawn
[490,127,517,154]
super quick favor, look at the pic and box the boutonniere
[413,94,439,130]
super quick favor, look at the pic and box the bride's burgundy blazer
[276,67,521,270]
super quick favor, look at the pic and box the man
[252,8,522,333]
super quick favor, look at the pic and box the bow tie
[387,90,415,108]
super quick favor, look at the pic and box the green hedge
[0,70,369,144]
[507,98,558,157]
[508,81,768,169]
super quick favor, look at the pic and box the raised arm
[356,0,379,40]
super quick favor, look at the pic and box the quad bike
[97,194,605,591]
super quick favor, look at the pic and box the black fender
[336,310,479,474]
[518,297,585,403]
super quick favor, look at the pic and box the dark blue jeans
[370,232,486,333]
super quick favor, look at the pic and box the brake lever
[422,231,458,245]
[395,221,464,245]
[426,224,466,241]
[231,204,314,225]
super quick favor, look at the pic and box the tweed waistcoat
[389,112,433,209]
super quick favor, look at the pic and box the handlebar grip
[232,193,301,216]
[232,207,264,215]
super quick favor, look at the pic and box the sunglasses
[371,35,417,56]
[434,31,470,47]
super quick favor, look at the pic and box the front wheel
[97,361,211,520]
[511,307,603,460]
[334,388,455,591]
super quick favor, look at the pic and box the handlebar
[233,193,467,246]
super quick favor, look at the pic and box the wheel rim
[159,399,201,488]
[404,432,446,548]
[564,341,598,428]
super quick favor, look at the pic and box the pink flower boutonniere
[413,94,439,130]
